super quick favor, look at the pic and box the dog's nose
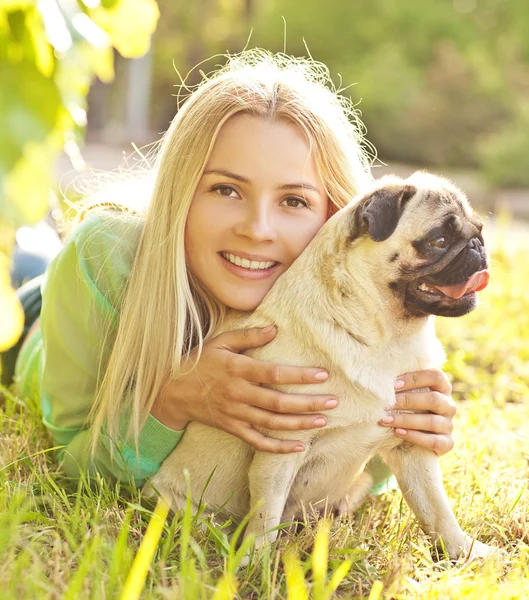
[468,237,481,251]
[468,236,487,266]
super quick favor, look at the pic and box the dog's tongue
[433,270,490,299]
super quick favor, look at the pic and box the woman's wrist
[150,380,190,431]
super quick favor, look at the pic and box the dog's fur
[151,172,492,560]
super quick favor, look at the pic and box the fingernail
[395,428,407,436]
[379,416,394,425]
[394,379,405,389]
[325,398,338,409]
[313,417,326,427]
[314,371,328,381]
[262,325,275,334]
[293,445,305,452]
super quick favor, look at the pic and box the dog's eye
[430,236,449,249]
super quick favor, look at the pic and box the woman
[8,50,456,490]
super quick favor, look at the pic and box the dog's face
[336,172,489,318]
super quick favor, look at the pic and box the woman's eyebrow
[203,168,249,183]
[203,169,321,194]
[278,182,320,194]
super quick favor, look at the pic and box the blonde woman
[7,51,456,491]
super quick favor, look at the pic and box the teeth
[223,253,276,270]
[419,282,437,293]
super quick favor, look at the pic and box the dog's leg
[381,446,494,561]
[336,469,374,515]
[245,451,305,550]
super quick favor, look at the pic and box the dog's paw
[463,537,505,563]
[434,535,502,563]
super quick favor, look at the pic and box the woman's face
[185,114,329,311]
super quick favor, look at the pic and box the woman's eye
[430,236,449,249]
[213,185,238,198]
[282,197,309,209]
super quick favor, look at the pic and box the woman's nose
[233,205,277,242]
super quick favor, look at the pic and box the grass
[1,221,528,599]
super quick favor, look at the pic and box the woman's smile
[218,250,281,280]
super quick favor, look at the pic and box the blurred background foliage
[146,0,529,188]
[2,0,529,350]
[0,0,158,349]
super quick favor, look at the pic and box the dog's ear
[349,184,417,242]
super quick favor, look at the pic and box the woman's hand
[378,368,456,456]
[151,325,338,454]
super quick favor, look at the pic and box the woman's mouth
[219,251,280,280]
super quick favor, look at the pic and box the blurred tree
[244,0,529,184]
[116,0,529,186]
[151,0,255,130]
[0,0,159,351]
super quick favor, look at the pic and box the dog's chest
[310,419,397,459]
[285,421,399,512]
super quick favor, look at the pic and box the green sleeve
[365,455,396,496]
[37,212,184,485]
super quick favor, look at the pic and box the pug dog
[150,172,493,560]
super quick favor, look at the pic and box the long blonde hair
[89,49,374,453]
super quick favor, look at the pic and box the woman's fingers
[395,368,452,396]
[243,406,327,432]
[234,353,329,386]
[393,429,455,456]
[235,424,305,454]
[216,328,329,385]
[379,411,453,434]
[393,390,457,417]
[214,325,279,353]
[249,387,338,414]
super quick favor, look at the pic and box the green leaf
[1,1,34,10]
[2,141,55,226]
[91,0,159,58]
[100,0,119,9]
[0,252,24,351]
[283,548,309,600]
[26,7,54,77]
[0,60,60,174]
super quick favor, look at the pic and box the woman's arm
[36,212,184,485]
[151,325,336,453]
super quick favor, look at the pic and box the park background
[1,1,529,598]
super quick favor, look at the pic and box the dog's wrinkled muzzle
[404,235,489,317]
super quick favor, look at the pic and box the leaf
[283,547,309,600]
[326,559,353,596]
[0,60,61,176]
[211,573,238,600]
[0,254,24,351]
[1,1,35,10]
[100,0,119,9]
[368,580,384,600]
[90,44,114,83]
[25,7,54,77]
[90,0,159,58]
[312,519,330,599]
[120,498,170,600]
[3,140,55,227]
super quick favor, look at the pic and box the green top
[14,210,393,491]
[15,211,184,485]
